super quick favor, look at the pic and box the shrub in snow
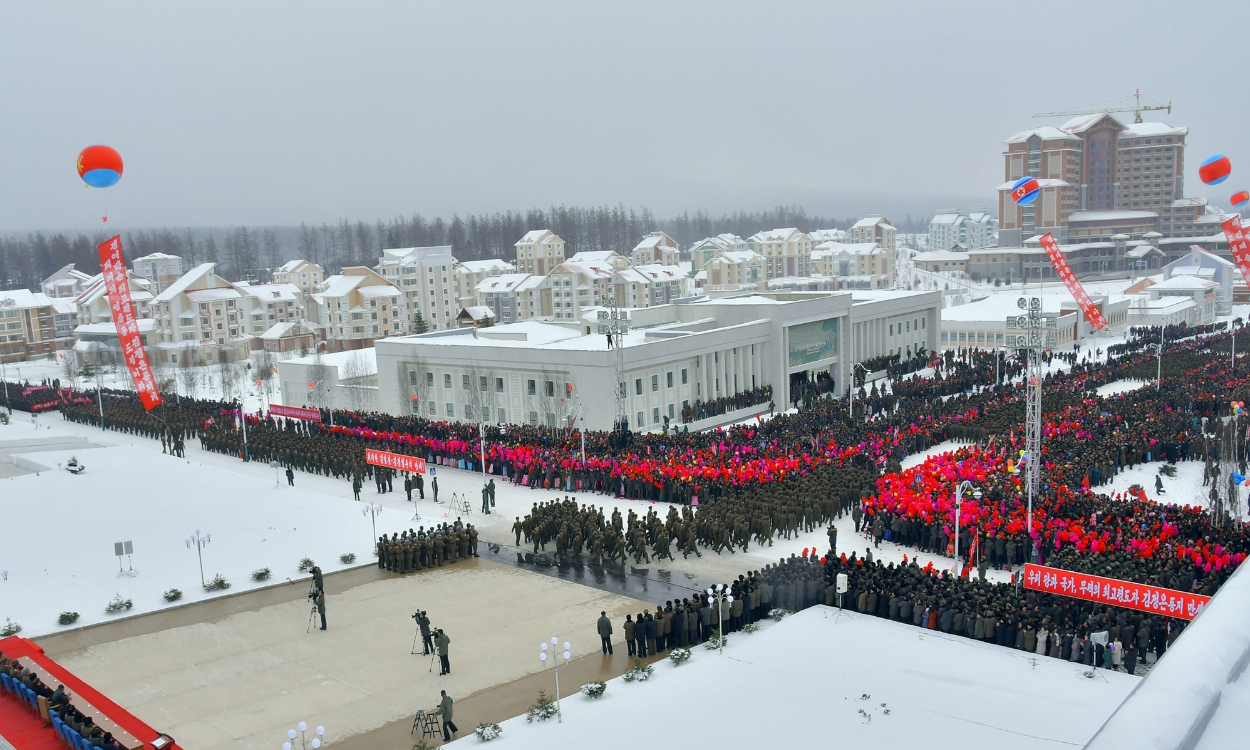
[1129,483,1144,496]
[622,659,654,682]
[411,740,435,750]
[580,681,607,699]
[2,618,23,636]
[525,688,558,722]
[58,612,80,626]
[702,634,727,650]
[743,622,760,634]
[105,594,133,613]
[252,568,271,581]
[204,574,231,592]
[768,607,790,622]
[163,588,183,602]
[298,557,316,573]
[340,553,356,564]
[1159,464,1178,477]
[474,722,503,741]
[668,647,692,666]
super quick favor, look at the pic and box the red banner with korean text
[1221,215,1250,287]
[1038,232,1108,331]
[1023,563,1210,621]
[97,236,162,411]
[365,448,426,474]
[270,404,322,422]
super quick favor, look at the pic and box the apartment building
[811,242,893,288]
[311,267,404,350]
[131,252,186,294]
[272,260,325,299]
[548,261,615,319]
[376,246,457,332]
[149,263,257,365]
[74,272,157,325]
[615,264,692,307]
[688,234,747,273]
[41,264,95,299]
[808,229,850,245]
[475,273,553,324]
[514,230,565,276]
[239,282,306,335]
[704,250,764,287]
[567,250,630,271]
[927,209,999,251]
[850,216,897,256]
[453,259,515,307]
[631,232,681,266]
[747,228,813,279]
[0,290,76,363]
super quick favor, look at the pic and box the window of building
[445,403,454,417]
[681,368,688,384]
[529,411,538,425]
[635,378,643,395]
[429,401,437,415]
[527,379,536,395]
[545,381,555,397]
[652,407,660,424]
[465,405,474,420]
[444,374,452,388]
[636,411,644,428]
[651,374,658,392]
[462,374,471,389]
[496,377,504,392]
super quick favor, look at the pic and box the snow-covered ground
[449,606,1138,750]
[1102,460,1226,512]
[1096,379,1150,397]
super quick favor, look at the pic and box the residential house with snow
[376,246,457,332]
[548,261,616,319]
[131,252,186,294]
[74,271,157,325]
[614,264,692,307]
[688,234,746,273]
[311,267,404,350]
[475,273,552,324]
[704,250,764,288]
[453,259,515,308]
[850,215,898,256]
[41,264,95,299]
[149,263,259,365]
[746,228,813,279]
[631,232,681,266]
[0,290,76,363]
[272,260,325,299]
[514,230,566,276]
[811,242,894,288]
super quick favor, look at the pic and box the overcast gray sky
[2,1,1247,232]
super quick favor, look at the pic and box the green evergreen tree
[413,312,430,334]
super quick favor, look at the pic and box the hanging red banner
[1221,216,1250,288]
[1023,563,1209,621]
[365,448,426,474]
[97,236,162,411]
[1038,232,1108,331]
[270,404,322,422]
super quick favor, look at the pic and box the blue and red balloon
[1010,177,1039,206]
[1199,154,1231,186]
[77,145,123,188]
[1232,190,1249,208]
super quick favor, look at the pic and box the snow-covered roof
[315,274,366,299]
[807,229,849,242]
[131,252,182,262]
[185,287,243,303]
[812,242,882,258]
[1172,197,1208,208]
[0,289,53,309]
[749,227,804,243]
[73,319,157,335]
[460,305,496,320]
[358,285,401,299]
[913,250,969,262]
[1059,113,1118,133]
[1004,126,1082,143]
[259,321,313,340]
[552,262,615,280]
[1124,246,1164,259]
[1067,210,1159,223]
[242,283,302,302]
[1150,275,1217,290]
[995,178,1071,190]
[709,250,763,264]
[152,263,216,303]
[566,251,623,264]
[477,273,532,293]
[516,229,553,244]
[630,264,689,280]
[851,216,893,230]
[515,274,547,292]
[49,299,77,315]
[458,259,515,273]
[1121,121,1187,138]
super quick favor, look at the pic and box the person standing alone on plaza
[597,610,614,655]
[437,690,458,740]
[436,628,451,674]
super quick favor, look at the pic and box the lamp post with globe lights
[706,584,733,653]
[539,637,571,722]
[362,503,382,554]
[282,721,324,750]
[952,481,981,577]
[186,530,211,587]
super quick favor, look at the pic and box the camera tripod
[306,604,319,633]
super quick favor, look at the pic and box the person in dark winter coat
[597,611,613,655]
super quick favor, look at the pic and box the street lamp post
[185,530,211,587]
[952,481,982,577]
[282,721,325,750]
[539,637,571,723]
[362,503,382,554]
[706,584,734,654]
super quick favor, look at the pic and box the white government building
[364,290,939,433]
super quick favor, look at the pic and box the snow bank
[448,607,1137,750]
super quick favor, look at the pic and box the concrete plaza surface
[44,559,649,750]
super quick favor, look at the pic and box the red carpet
[0,685,62,750]
[0,636,179,750]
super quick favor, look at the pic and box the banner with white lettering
[365,448,426,474]
[1221,216,1250,290]
[1039,232,1108,331]
[97,236,162,411]
[270,404,322,422]
[1023,563,1209,621]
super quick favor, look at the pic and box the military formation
[378,521,479,573]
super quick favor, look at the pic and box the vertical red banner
[97,236,163,411]
[1039,232,1108,331]
[1221,216,1250,290]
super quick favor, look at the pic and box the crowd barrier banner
[1039,232,1109,331]
[1222,216,1250,284]
[365,448,426,474]
[97,235,162,411]
[1023,563,1209,620]
[270,404,322,422]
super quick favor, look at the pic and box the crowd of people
[1,649,125,750]
[680,385,772,423]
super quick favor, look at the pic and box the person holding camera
[435,629,451,675]
[416,611,433,655]
[312,566,324,593]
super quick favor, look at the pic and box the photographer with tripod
[412,611,433,656]
[309,589,326,631]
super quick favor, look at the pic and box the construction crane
[1033,89,1172,124]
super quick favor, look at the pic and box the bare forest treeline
[0,205,930,291]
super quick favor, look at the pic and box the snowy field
[1102,460,1221,512]
[1096,379,1150,398]
[449,606,1138,750]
